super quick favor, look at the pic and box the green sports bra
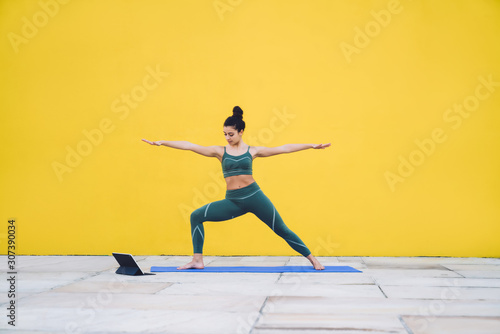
[222,146,253,178]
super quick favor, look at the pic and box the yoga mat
[150,266,361,273]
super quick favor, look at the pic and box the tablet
[112,252,155,276]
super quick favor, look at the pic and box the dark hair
[223,106,246,132]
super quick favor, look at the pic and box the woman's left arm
[253,143,331,158]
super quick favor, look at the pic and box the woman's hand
[142,139,161,146]
[312,143,331,149]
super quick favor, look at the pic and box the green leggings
[190,182,311,257]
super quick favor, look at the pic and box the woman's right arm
[141,139,222,158]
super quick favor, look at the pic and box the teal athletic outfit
[190,146,312,257]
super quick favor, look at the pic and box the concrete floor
[1,255,500,333]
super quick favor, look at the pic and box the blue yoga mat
[150,265,361,273]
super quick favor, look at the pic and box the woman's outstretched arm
[254,143,331,158]
[142,139,222,158]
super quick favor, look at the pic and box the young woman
[142,106,330,270]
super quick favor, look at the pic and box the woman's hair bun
[232,106,243,119]
[224,106,245,131]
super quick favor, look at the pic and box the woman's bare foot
[177,253,205,270]
[306,254,325,270]
[177,260,204,270]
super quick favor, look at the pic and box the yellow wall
[1,0,499,257]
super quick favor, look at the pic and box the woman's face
[223,126,243,145]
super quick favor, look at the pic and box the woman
[142,106,330,270]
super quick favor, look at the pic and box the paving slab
[337,257,365,263]
[254,313,407,332]
[157,282,281,296]
[381,285,500,300]
[263,296,500,317]
[86,271,281,284]
[275,283,385,298]
[443,264,500,271]
[253,330,405,334]
[375,277,500,288]
[52,281,173,294]
[365,263,448,270]
[278,272,375,285]
[362,268,462,278]
[402,315,500,334]
[362,257,500,265]
[13,255,124,272]
[9,307,260,334]
[454,270,500,279]
[0,272,96,295]
[18,292,266,312]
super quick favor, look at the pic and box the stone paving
[1,255,500,333]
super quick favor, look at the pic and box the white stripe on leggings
[192,226,204,241]
[272,206,276,231]
[286,239,308,249]
[204,203,212,217]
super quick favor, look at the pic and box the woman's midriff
[225,174,256,190]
